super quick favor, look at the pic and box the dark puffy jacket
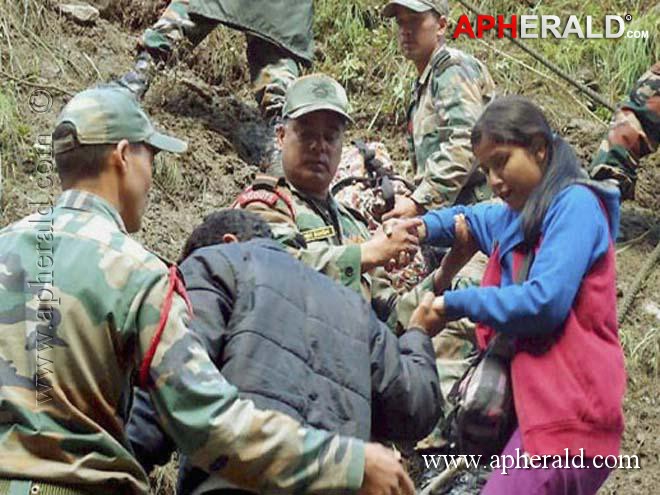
[128,239,441,493]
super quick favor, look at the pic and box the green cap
[382,0,449,18]
[53,85,187,155]
[282,74,353,123]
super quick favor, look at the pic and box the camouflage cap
[282,74,353,123]
[53,85,187,155]
[382,0,449,18]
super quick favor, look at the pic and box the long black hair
[471,95,586,248]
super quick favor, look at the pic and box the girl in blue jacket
[421,96,625,494]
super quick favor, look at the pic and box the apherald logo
[453,14,649,39]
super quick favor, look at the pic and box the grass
[0,87,31,196]
[310,0,658,126]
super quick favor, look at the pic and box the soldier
[128,209,444,494]
[119,0,312,120]
[235,73,442,332]
[381,0,497,455]
[381,0,495,220]
[589,62,660,200]
[0,85,417,495]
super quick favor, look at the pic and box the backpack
[443,249,534,458]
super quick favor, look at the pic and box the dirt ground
[0,1,658,494]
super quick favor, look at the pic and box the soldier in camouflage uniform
[381,0,496,452]
[0,86,415,495]
[120,0,313,120]
[235,74,442,332]
[589,62,660,200]
[381,0,495,220]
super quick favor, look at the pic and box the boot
[116,51,156,100]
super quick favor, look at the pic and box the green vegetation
[311,0,659,125]
[0,87,31,186]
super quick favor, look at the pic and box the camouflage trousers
[140,0,300,115]
[589,62,660,199]
[333,143,485,450]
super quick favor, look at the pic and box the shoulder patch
[237,189,281,208]
[234,183,297,221]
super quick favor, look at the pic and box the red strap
[475,244,501,350]
[139,266,193,388]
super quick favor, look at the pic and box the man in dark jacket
[128,209,444,494]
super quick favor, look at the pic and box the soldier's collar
[56,189,128,233]
[418,45,450,87]
[288,182,336,206]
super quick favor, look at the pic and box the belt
[0,480,94,495]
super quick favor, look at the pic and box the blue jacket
[422,182,620,337]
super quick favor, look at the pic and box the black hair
[52,122,114,186]
[179,209,274,263]
[471,95,586,248]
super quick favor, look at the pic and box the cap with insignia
[282,74,353,123]
[53,85,187,155]
[382,0,449,18]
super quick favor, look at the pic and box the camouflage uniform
[140,0,313,113]
[590,62,660,199]
[0,190,364,495]
[333,142,429,292]
[235,176,435,332]
[0,83,365,494]
[406,46,495,210]
[401,39,495,450]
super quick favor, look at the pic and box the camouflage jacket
[235,177,434,332]
[407,46,495,210]
[0,190,363,494]
[590,62,660,198]
[189,0,314,63]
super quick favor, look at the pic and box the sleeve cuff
[337,245,362,290]
[421,209,456,246]
[443,289,470,321]
[344,438,365,492]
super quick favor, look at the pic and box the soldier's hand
[382,194,425,221]
[361,218,421,272]
[359,443,414,495]
[409,292,446,338]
